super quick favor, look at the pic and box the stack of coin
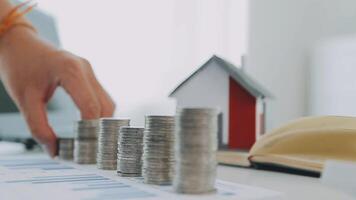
[97,118,130,170]
[117,126,144,177]
[74,119,99,164]
[173,108,218,194]
[58,138,74,160]
[142,115,175,185]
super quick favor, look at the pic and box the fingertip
[32,127,57,158]
[81,102,101,120]
[48,136,58,158]
[101,108,115,118]
[43,143,56,158]
[94,92,115,118]
[21,97,58,157]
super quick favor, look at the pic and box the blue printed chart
[0,154,280,200]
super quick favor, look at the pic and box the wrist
[0,1,37,45]
[0,22,35,57]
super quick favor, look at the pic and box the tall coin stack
[74,119,99,164]
[117,127,144,177]
[97,118,130,170]
[143,116,175,185]
[58,138,74,160]
[173,108,218,194]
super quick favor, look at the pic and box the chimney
[241,55,246,71]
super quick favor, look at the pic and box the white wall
[247,0,356,131]
[171,61,229,145]
[31,0,356,132]
[34,0,248,126]
[309,37,356,116]
[171,0,248,73]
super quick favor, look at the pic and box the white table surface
[218,165,353,199]
[0,142,353,200]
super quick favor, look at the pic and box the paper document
[0,154,280,200]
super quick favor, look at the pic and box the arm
[0,0,115,156]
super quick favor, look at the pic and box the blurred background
[34,0,248,126]
[4,0,356,143]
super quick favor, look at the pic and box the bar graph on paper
[0,155,280,200]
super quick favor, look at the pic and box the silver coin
[173,108,218,194]
[58,138,74,160]
[74,120,99,164]
[117,127,144,176]
[142,115,175,185]
[75,120,99,140]
[96,118,130,170]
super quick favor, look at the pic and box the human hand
[0,26,115,157]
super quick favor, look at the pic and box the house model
[169,55,272,150]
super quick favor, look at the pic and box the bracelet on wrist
[0,0,37,38]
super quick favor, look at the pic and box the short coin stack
[143,115,175,185]
[117,127,144,177]
[74,119,99,164]
[173,108,218,194]
[97,118,130,170]
[58,138,74,160]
